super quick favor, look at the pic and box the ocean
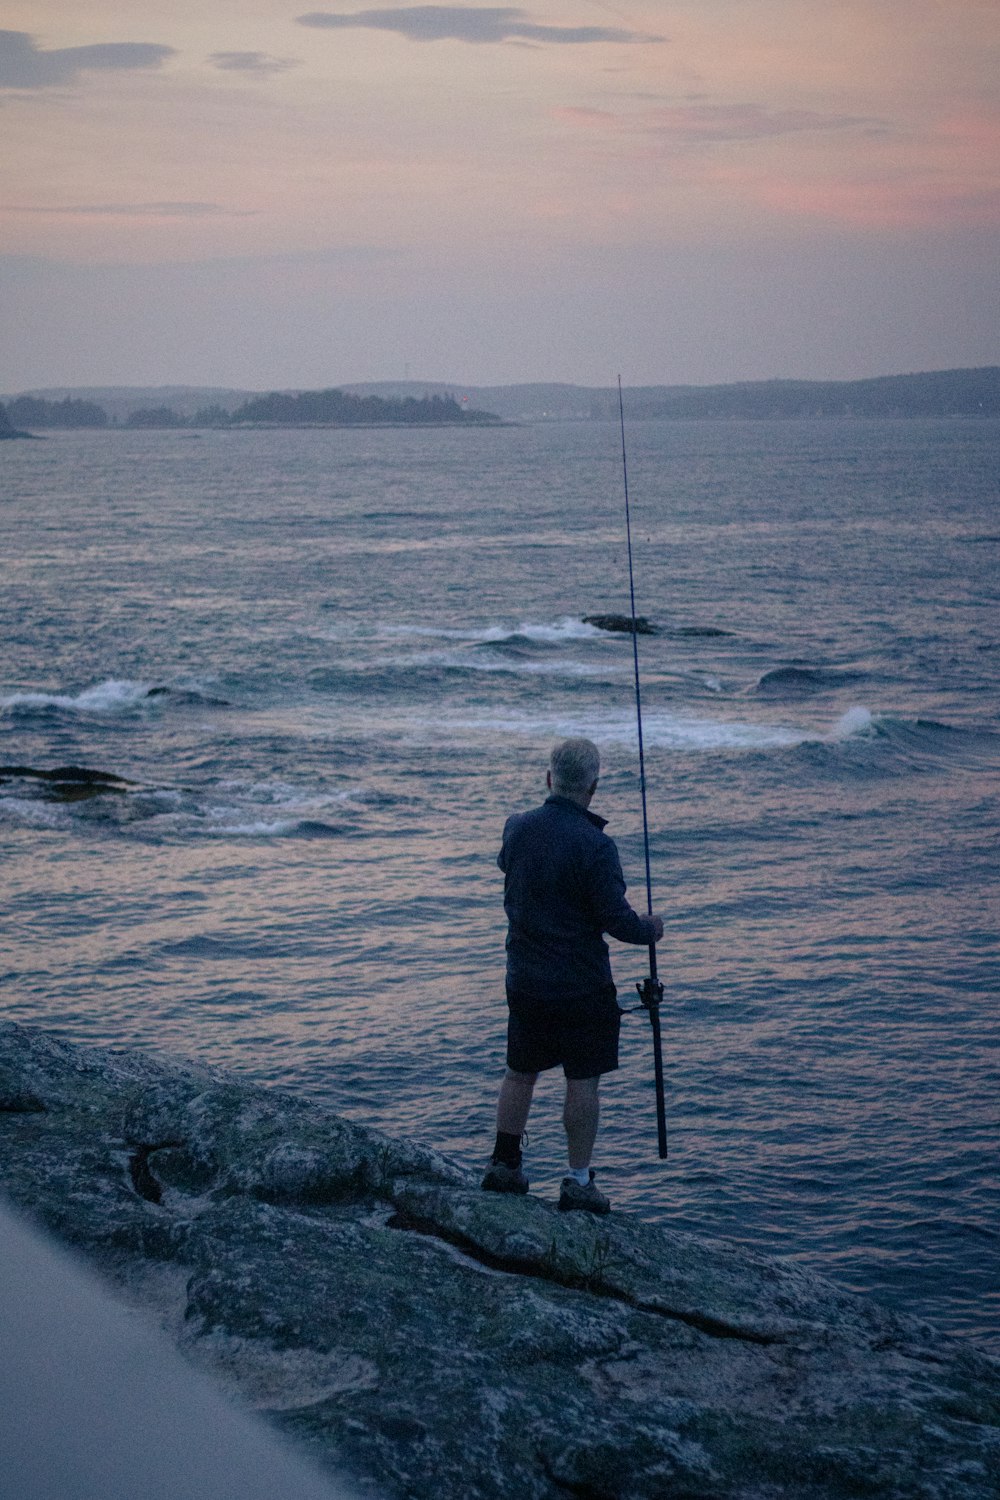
[2,416,997,1355]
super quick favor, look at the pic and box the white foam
[137,789,185,811]
[504,617,606,644]
[188,780,371,837]
[398,706,807,753]
[830,706,876,739]
[214,780,368,811]
[0,797,65,829]
[206,818,302,838]
[448,705,881,752]
[317,617,606,647]
[216,779,312,806]
[0,679,152,714]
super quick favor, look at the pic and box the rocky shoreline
[1,1021,997,1498]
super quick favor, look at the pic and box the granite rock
[1,1021,997,1500]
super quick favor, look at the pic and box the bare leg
[563,1076,600,1171]
[496,1068,537,1136]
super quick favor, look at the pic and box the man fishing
[483,736,664,1213]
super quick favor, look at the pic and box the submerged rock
[1,1021,997,1500]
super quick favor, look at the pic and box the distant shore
[2,366,998,431]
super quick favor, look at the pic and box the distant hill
[345,368,1000,421]
[615,367,1000,420]
[4,368,998,426]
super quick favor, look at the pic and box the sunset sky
[2,0,998,389]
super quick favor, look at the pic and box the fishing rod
[618,375,668,1160]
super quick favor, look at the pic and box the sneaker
[558,1169,610,1215]
[481,1159,529,1195]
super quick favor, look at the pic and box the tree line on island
[3,367,999,437]
[0,389,500,432]
[2,396,110,430]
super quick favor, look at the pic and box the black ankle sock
[493,1130,522,1168]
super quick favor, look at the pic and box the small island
[0,402,34,440]
[224,388,500,428]
[1,389,501,432]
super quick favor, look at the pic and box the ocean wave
[157,780,383,839]
[383,617,608,649]
[146,684,232,707]
[0,678,229,717]
[385,701,897,756]
[383,618,734,648]
[203,816,307,838]
[0,679,153,715]
[198,816,345,839]
[314,616,606,648]
[754,665,870,697]
[0,768,383,841]
[0,796,66,830]
[852,713,1000,768]
[393,648,608,678]
[412,707,835,753]
[830,706,876,739]
[213,778,385,807]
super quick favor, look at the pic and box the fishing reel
[619,975,664,1016]
[636,976,664,1013]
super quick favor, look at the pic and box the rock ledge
[1,1022,997,1499]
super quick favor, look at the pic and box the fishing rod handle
[648,1003,668,1159]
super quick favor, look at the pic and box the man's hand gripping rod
[619,376,668,1160]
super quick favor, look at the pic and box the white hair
[549,737,600,796]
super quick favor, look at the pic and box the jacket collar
[545,793,607,831]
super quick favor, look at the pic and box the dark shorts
[505,984,620,1080]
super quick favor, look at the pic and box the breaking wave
[396,706,881,754]
[313,616,606,648]
[754,665,870,697]
[0,768,383,841]
[0,679,229,717]
[0,680,153,715]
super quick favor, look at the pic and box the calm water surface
[2,418,998,1353]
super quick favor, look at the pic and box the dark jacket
[498,794,656,1001]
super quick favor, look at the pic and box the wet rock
[582,614,659,635]
[1,1021,997,1500]
[0,765,133,801]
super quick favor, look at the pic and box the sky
[2,0,998,389]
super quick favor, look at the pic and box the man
[483,737,664,1214]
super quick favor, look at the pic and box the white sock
[567,1166,591,1187]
